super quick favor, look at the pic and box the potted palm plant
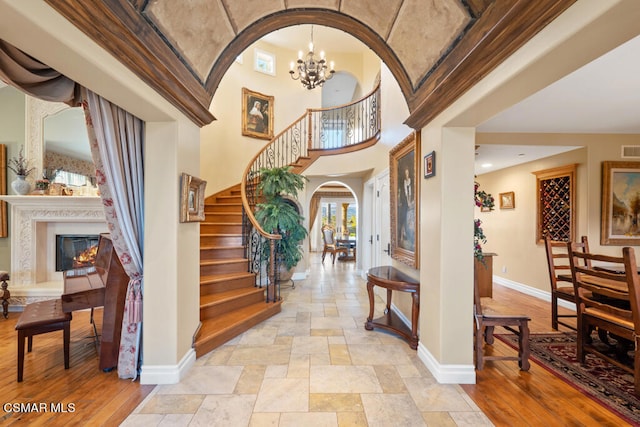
[255,165,308,281]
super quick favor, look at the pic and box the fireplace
[56,234,100,271]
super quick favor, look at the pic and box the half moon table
[365,266,419,349]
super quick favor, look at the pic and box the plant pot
[278,264,294,283]
[11,175,31,195]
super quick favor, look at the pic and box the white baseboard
[493,275,575,310]
[417,342,476,384]
[140,348,196,385]
[390,304,475,384]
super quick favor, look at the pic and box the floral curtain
[81,88,144,379]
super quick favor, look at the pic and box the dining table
[336,238,356,261]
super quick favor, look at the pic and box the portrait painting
[242,88,274,140]
[601,161,640,245]
[390,131,420,268]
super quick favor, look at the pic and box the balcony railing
[241,83,381,301]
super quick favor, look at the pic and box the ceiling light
[481,163,493,168]
[289,26,335,90]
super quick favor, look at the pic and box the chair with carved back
[568,244,640,395]
[321,224,348,264]
[544,235,591,330]
[473,274,531,371]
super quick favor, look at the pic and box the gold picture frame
[242,87,274,140]
[601,161,640,245]
[499,191,515,209]
[180,173,207,223]
[390,131,420,269]
[0,144,6,237]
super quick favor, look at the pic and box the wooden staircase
[193,184,281,358]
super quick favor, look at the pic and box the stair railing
[241,83,381,301]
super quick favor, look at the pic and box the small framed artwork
[424,151,435,178]
[601,161,640,245]
[499,191,515,209]
[390,131,420,269]
[180,173,207,223]
[242,87,274,140]
[254,48,276,76]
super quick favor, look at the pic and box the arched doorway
[308,181,359,265]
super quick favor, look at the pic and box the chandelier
[289,26,335,90]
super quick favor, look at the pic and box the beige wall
[476,133,640,295]
[200,39,380,196]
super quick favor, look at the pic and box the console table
[365,266,420,349]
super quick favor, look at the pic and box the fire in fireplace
[56,234,100,271]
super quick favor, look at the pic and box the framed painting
[242,87,274,140]
[390,131,420,269]
[180,173,207,223]
[424,150,435,178]
[601,161,640,245]
[499,191,515,209]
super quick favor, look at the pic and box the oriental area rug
[497,332,640,425]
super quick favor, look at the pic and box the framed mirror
[43,107,95,188]
[26,97,95,193]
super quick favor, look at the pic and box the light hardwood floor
[0,261,630,426]
[0,307,154,426]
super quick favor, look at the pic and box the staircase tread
[201,221,243,225]
[200,271,255,283]
[200,257,247,266]
[200,232,242,236]
[197,301,281,335]
[200,287,264,306]
[201,245,244,250]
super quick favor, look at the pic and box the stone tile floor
[122,256,491,426]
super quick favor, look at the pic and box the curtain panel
[82,88,144,379]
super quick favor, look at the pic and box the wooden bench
[15,299,72,382]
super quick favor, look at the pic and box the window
[53,170,90,187]
[533,164,577,242]
[254,49,275,76]
[321,202,337,228]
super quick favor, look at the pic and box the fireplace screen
[56,234,100,271]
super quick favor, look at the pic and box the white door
[361,179,375,274]
[375,170,391,266]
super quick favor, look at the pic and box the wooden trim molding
[44,0,575,131]
[404,0,576,130]
[45,0,215,127]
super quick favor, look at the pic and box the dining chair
[544,235,590,330]
[473,275,531,371]
[568,244,640,395]
[321,225,348,264]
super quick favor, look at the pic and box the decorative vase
[11,175,31,195]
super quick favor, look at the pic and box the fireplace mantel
[0,196,108,305]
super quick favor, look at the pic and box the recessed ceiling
[476,34,640,175]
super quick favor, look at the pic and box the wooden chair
[473,275,531,371]
[321,225,348,264]
[568,244,640,395]
[544,235,591,330]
